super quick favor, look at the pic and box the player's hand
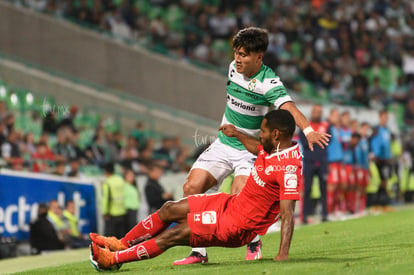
[307,131,330,151]
[274,254,289,261]
[218,124,238,137]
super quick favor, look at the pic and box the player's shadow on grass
[286,256,372,263]
[318,243,412,256]
[203,256,372,266]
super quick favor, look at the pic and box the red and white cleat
[245,240,262,260]
[173,252,209,265]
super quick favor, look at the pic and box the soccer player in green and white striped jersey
[174,27,330,265]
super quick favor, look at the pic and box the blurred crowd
[0,100,196,176]
[298,104,414,224]
[8,0,414,127]
[30,199,90,253]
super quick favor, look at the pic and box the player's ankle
[192,248,207,257]
[120,238,129,248]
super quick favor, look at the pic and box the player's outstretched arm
[280,102,330,151]
[275,199,296,261]
[219,124,260,155]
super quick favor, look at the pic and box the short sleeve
[263,78,292,109]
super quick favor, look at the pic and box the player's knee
[183,180,203,196]
[158,201,175,220]
[156,225,189,250]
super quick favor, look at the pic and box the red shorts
[340,164,355,186]
[356,168,369,187]
[328,162,341,185]
[187,193,257,248]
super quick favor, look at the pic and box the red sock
[351,191,356,212]
[340,190,347,212]
[345,191,356,213]
[360,193,366,212]
[121,211,169,247]
[327,189,335,213]
[115,239,164,264]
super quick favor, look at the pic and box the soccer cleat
[90,242,121,271]
[246,240,262,260]
[173,251,208,265]
[89,233,127,251]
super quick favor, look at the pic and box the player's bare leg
[230,175,248,194]
[182,168,218,197]
[91,200,191,269]
[232,175,263,260]
[174,168,217,265]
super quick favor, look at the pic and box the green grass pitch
[6,207,414,275]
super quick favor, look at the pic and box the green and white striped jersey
[218,60,292,150]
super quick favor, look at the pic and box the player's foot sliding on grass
[90,110,303,270]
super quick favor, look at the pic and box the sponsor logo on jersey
[285,165,297,174]
[265,165,275,175]
[284,174,298,189]
[248,79,257,91]
[258,164,298,175]
[276,149,303,161]
[252,166,266,187]
[202,211,217,224]
[227,96,256,111]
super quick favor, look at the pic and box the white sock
[192,247,207,256]
[250,235,260,243]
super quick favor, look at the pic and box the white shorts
[191,139,256,186]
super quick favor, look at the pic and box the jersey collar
[265,142,299,159]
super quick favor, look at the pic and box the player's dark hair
[103,162,115,174]
[264,109,296,138]
[233,27,268,54]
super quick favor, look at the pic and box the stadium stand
[6,0,414,119]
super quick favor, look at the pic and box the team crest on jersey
[248,79,257,91]
[285,165,297,174]
[202,211,217,224]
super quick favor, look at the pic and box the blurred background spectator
[29,202,64,254]
[101,162,126,238]
[123,168,140,231]
[62,200,90,248]
[145,162,173,214]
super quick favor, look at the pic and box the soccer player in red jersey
[90,109,302,269]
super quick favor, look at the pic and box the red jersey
[230,143,302,235]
